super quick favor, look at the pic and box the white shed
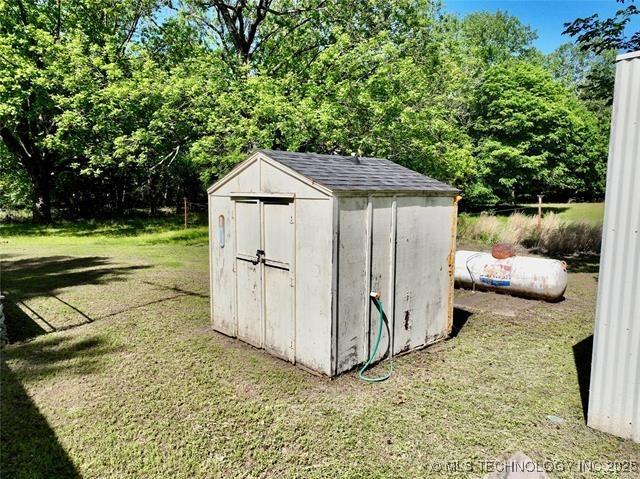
[208,149,459,377]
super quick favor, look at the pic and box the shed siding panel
[209,195,236,336]
[369,197,394,363]
[294,199,334,375]
[237,159,261,193]
[260,160,329,199]
[211,176,240,197]
[393,196,453,354]
[211,159,260,196]
[263,201,295,361]
[589,53,640,442]
[336,197,369,374]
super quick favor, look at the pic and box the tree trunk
[31,170,52,224]
[0,126,54,223]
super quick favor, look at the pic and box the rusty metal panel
[588,50,640,442]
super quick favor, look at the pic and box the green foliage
[470,61,608,204]
[460,10,537,66]
[563,0,640,54]
[0,144,31,209]
[0,0,613,220]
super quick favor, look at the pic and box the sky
[444,0,640,53]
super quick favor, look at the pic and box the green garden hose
[358,299,393,382]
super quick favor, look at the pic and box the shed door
[235,200,263,347]
[262,200,294,360]
[234,198,294,359]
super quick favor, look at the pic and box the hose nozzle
[370,291,381,300]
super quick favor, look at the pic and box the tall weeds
[458,212,602,255]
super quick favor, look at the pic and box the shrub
[469,213,502,244]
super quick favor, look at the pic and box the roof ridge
[257,149,458,195]
[257,148,387,161]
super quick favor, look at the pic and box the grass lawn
[528,202,605,225]
[1,218,638,478]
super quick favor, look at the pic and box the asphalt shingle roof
[259,149,458,194]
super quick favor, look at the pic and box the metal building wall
[588,50,640,442]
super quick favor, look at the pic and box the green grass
[1,217,638,478]
[524,202,605,225]
[466,202,604,225]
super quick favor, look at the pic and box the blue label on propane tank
[479,276,510,287]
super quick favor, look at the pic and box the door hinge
[289,215,294,224]
[289,276,295,287]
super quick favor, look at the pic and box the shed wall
[209,194,236,336]
[393,196,453,354]
[334,196,370,373]
[334,194,456,375]
[588,52,640,442]
[293,198,334,375]
[209,155,333,375]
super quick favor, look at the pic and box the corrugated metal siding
[588,51,640,442]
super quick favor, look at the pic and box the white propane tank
[455,250,568,301]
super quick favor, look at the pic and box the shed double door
[234,198,294,360]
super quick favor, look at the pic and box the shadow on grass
[2,255,150,298]
[449,307,473,339]
[142,280,208,298]
[1,332,122,476]
[573,334,593,422]
[1,255,151,342]
[1,361,81,478]
[3,300,50,342]
[6,334,122,382]
[561,254,601,275]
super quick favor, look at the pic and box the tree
[0,0,614,221]
[563,0,640,54]
[545,43,617,109]
[460,11,537,66]
[471,61,608,204]
[0,0,158,222]
[182,0,329,65]
[176,0,480,194]
[0,144,31,211]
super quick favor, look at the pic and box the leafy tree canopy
[471,61,607,204]
[0,0,614,221]
[563,0,640,54]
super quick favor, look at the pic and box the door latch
[254,249,265,264]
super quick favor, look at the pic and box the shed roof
[258,149,458,194]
